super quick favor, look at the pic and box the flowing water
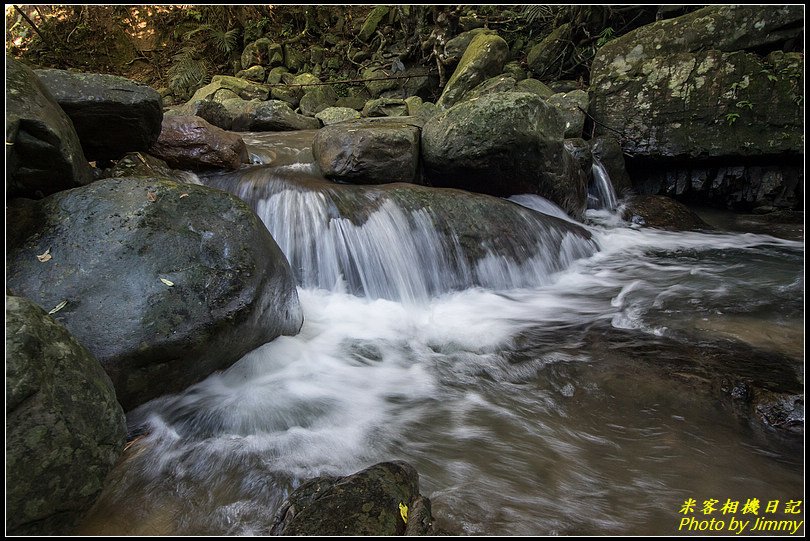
[80,131,804,536]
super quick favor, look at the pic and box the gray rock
[189,76,269,103]
[230,99,321,131]
[502,61,527,81]
[270,72,320,108]
[6,295,126,535]
[266,66,288,85]
[335,96,368,111]
[235,65,267,82]
[6,57,92,199]
[423,91,587,217]
[362,66,398,98]
[313,119,421,184]
[547,90,588,138]
[283,44,305,72]
[270,462,432,535]
[299,86,339,117]
[362,97,408,117]
[358,6,389,42]
[34,69,163,162]
[515,78,555,99]
[437,33,509,109]
[150,115,248,170]
[6,177,303,410]
[315,107,361,125]
[462,74,516,102]
[102,152,202,185]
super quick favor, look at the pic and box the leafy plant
[167,21,240,99]
[735,100,753,110]
[725,112,740,125]
[596,27,614,48]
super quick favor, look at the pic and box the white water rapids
[80,131,804,536]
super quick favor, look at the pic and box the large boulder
[546,90,588,138]
[101,152,202,185]
[444,28,497,64]
[150,115,248,170]
[358,6,389,42]
[270,72,320,108]
[270,462,432,535]
[422,91,587,217]
[6,57,92,199]
[299,86,338,117]
[315,106,361,126]
[313,119,421,184]
[361,97,408,118]
[6,295,126,535]
[6,177,303,410]
[34,69,162,162]
[589,7,803,160]
[188,75,269,103]
[436,33,509,109]
[228,99,321,131]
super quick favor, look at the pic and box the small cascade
[588,158,619,211]
[204,161,598,302]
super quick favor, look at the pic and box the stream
[80,131,804,535]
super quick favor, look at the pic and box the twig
[13,5,48,44]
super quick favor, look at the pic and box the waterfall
[588,158,618,211]
[204,163,598,303]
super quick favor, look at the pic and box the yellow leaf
[37,248,52,262]
[48,300,67,315]
[160,278,174,287]
[399,502,408,524]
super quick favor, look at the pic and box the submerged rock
[622,195,712,231]
[6,295,126,535]
[6,57,92,199]
[270,462,432,535]
[34,68,162,161]
[422,91,587,218]
[150,115,248,170]
[6,177,303,410]
[313,118,421,184]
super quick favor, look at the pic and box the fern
[168,46,210,97]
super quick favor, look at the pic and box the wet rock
[622,195,712,231]
[101,152,202,185]
[313,119,421,184]
[150,115,248,170]
[270,461,432,535]
[564,138,593,175]
[6,57,92,199]
[230,99,321,131]
[358,6,389,42]
[34,68,162,162]
[589,136,632,195]
[526,23,573,79]
[315,106,361,126]
[437,33,509,109]
[6,295,126,535]
[270,72,320,108]
[546,90,588,138]
[423,91,587,218]
[6,177,303,410]
[362,66,398,98]
[241,38,283,69]
[266,66,288,85]
[753,392,803,433]
[362,97,408,117]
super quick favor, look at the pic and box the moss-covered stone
[358,6,389,42]
[515,78,555,99]
[6,177,303,410]
[362,66,399,98]
[423,91,587,218]
[443,28,496,64]
[437,33,509,109]
[526,23,572,79]
[361,97,408,117]
[241,38,283,69]
[315,106,361,125]
[6,295,126,534]
[102,152,201,184]
[547,90,588,138]
[462,74,516,102]
[299,86,339,117]
[235,65,266,83]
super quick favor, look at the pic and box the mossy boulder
[443,28,497,64]
[34,68,163,162]
[437,33,509,109]
[6,177,303,410]
[102,152,202,185]
[362,66,398,98]
[546,90,588,138]
[515,78,555,99]
[235,65,267,83]
[315,106,362,126]
[358,6,389,42]
[423,91,587,218]
[6,57,92,199]
[241,38,283,69]
[462,74,516,102]
[270,72,320,108]
[189,75,269,102]
[526,23,572,79]
[6,295,126,535]
[361,97,408,118]
[299,86,339,117]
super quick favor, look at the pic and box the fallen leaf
[160,278,174,286]
[147,191,158,202]
[48,300,67,315]
[37,248,52,262]
[179,193,189,198]
[399,502,408,524]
